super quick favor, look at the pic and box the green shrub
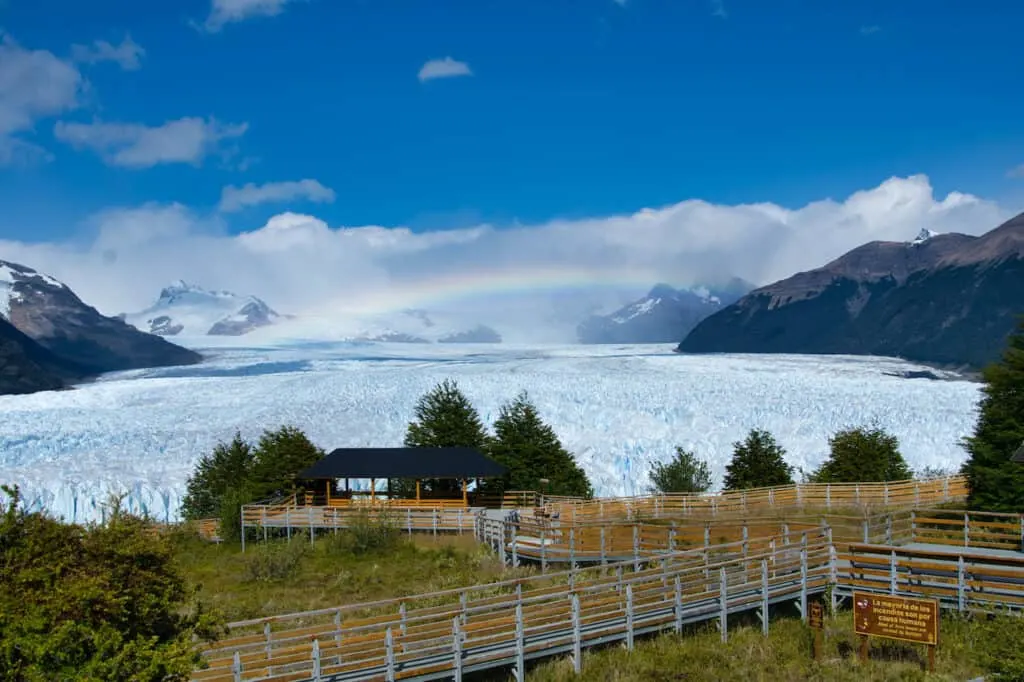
[326,509,403,556]
[242,540,309,582]
[970,612,1024,681]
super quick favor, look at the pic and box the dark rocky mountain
[578,279,754,344]
[439,325,503,343]
[678,214,1024,368]
[0,259,201,394]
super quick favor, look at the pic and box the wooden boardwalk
[192,505,1024,682]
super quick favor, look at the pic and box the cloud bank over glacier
[0,175,1009,335]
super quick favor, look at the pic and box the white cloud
[219,179,336,212]
[0,175,1011,341]
[418,57,473,83]
[1008,164,1024,179]
[0,33,83,164]
[201,0,302,32]
[53,116,248,168]
[71,35,145,71]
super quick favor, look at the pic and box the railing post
[286,506,291,541]
[862,519,869,544]
[674,575,683,634]
[885,514,893,546]
[571,592,582,674]
[400,602,407,636]
[626,583,635,650]
[943,477,949,502]
[704,522,710,550]
[889,549,897,595]
[541,529,548,573]
[334,609,342,647]
[633,524,640,573]
[826,484,831,510]
[884,482,889,507]
[911,510,917,543]
[669,523,677,553]
[264,622,272,660]
[719,566,728,642]
[782,523,790,548]
[460,591,468,626]
[957,556,966,612]
[433,508,438,536]
[240,506,246,552]
[232,651,242,682]
[408,508,413,536]
[826,527,837,614]
[760,558,769,636]
[800,535,808,619]
[312,639,321,682]
[616,565,624,592]
[516,598,524,675]
[458,508,463,534]
[452,617,463,682]
[569,528,576,569]
[914,482,920,507]
[964,512,970,548]
[385,626,395,682]
[600,526,607,565]
[309,506,314,546]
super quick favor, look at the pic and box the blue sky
[0,0,1020,324]
[2,0,1022,243]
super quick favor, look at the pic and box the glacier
[0,339,981,523]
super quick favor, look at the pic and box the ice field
[0,340,982,523]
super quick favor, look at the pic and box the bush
[0,486,221,680]
[970,612,1024,681]
[649,447,713,494]
[326,509,403,556]
[723,429,794,490]
[242,540,309,582]
[813,425,911,483]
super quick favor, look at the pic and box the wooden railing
[191,504,1024,681]
[193,530,832,681]
[543,475,968,522]
[835,543,1024,612]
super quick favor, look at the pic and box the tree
[178,426,325,541]
[248,425,326,500]
[400,379,490,496]
[0,486,221,680]
[180,432,254,520]
[648,447,712,494]
[962,317,1024,512]
[488,391,593,498]
[812,425,912,483]
[722,429,794,490]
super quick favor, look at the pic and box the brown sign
[853,592,939,646]
[808,602,824,629]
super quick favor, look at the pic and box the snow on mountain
[124,281,282,337]
[911,228,940,245]
[578,280,753,344]
[0,341,978,523]
[0,260,66,320]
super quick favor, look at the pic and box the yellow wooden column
[462,479,468,505]
[415,480,421,502]
[370,478,376,503]
[326,480,331,506]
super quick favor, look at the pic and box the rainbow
[304,265,663,317]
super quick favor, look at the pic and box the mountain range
[678,213,1024,369]
[122,281,283,337]
[0,260,200,395]
[577,279,754,344]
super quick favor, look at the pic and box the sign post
[853,592,939,672]
[808,601,824,660]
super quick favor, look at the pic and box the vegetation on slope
[523,610,1024,682]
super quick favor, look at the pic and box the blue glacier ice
[0,340,981,523]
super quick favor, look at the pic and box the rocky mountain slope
[578,279,753,344]
[124,281,282,336]
[0,260,201,394]
[678,214,1024,368]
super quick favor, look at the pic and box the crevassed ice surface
[0,341,981,523]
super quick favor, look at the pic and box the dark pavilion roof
[298,447,507,479]
[1012,441,1024,464]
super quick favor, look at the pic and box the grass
[521,610,1001,682]
[170,528,518,623]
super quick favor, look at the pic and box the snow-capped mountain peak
[125,281,282,337]
[911,228,940,245]
[0,259,68,319]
